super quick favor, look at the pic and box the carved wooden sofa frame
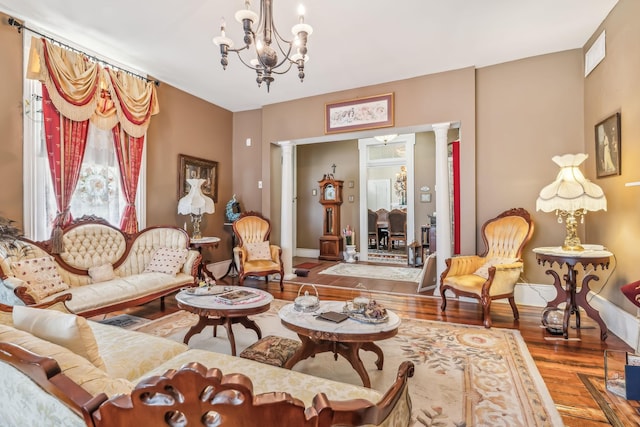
[0,341,414,427]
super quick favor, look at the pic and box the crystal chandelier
[213,0,313,92]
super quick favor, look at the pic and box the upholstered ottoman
[239,335,301,367]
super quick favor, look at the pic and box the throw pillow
[10,256,69,303]
[88,263,115,283]
[143,247,188,276]
[0,324,133,398]
[245,241,272,261]
[473,257,519,280]
[12,305,107,371]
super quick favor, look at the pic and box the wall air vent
[585,30,606,77]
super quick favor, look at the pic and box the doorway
[358,134,415,262]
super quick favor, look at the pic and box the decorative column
[433,122,451,295]
[279,141,296,280]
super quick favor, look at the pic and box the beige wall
[414,132,437,237]
[476,50,585,285]
[0,14,25,228]
[584,0,640,312]
[232,109,263,213]
[148,84,233,262]
[296,140,359,249]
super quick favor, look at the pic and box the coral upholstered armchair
[440,208,534,328]
[232,212,284,291]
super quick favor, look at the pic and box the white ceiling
[0,0,618,112]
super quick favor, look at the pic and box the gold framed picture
[325,93,394,134]
[178,154,218,202]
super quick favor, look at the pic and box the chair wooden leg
[440,292,447,311]
[508,296,519,320]
[482,298,492,328]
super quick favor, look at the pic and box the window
[22,34,146,240]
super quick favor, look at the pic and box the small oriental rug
[319,263,422,283]
[132,301,563,426]
[97,314,149,329]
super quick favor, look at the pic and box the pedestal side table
[533,245,612,340]
[176,286,272,356]
[221,223,239,280]
[190,237,221,280]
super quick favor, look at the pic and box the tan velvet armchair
[440,208,534,328]
[232,212,284,291]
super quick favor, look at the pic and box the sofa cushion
[0,324,133,398]
[89,321,188,381]
[143,247,188,276]
[10,256,69,302]
[12,306,107,371]
[42,273,193,314]
[0,361,87,427]
[88,263,115,282]
[246,241,272,261]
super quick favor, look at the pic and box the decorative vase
[345,244,357,263]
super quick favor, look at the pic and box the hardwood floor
[121,258,634,426]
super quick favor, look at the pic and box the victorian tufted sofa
[0,217,200,316]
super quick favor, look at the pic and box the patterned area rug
[319,263,422,282]
[131,300,562,426]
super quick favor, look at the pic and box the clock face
[324,184,336,200]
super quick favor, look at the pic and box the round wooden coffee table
[278,301,401,388]
[175,286,273,356]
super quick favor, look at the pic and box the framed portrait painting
[595,112,621,178]
[325,93,394,134]
[178,154,219,202]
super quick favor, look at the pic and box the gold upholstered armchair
[232,212,284,291]
[440,208,534,328]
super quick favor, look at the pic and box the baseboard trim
[295,248,320,258]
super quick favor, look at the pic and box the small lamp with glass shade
[536,153,607,251]
[178,178,215,240]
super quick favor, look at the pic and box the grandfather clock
[318,177,344,261]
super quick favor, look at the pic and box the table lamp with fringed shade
[178,178,215,239]
[536,153,607,251]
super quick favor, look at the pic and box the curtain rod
[8,17,160,86]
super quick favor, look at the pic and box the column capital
[277,140,295,148]
[432,122,451,130]
[432,123,451,139]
